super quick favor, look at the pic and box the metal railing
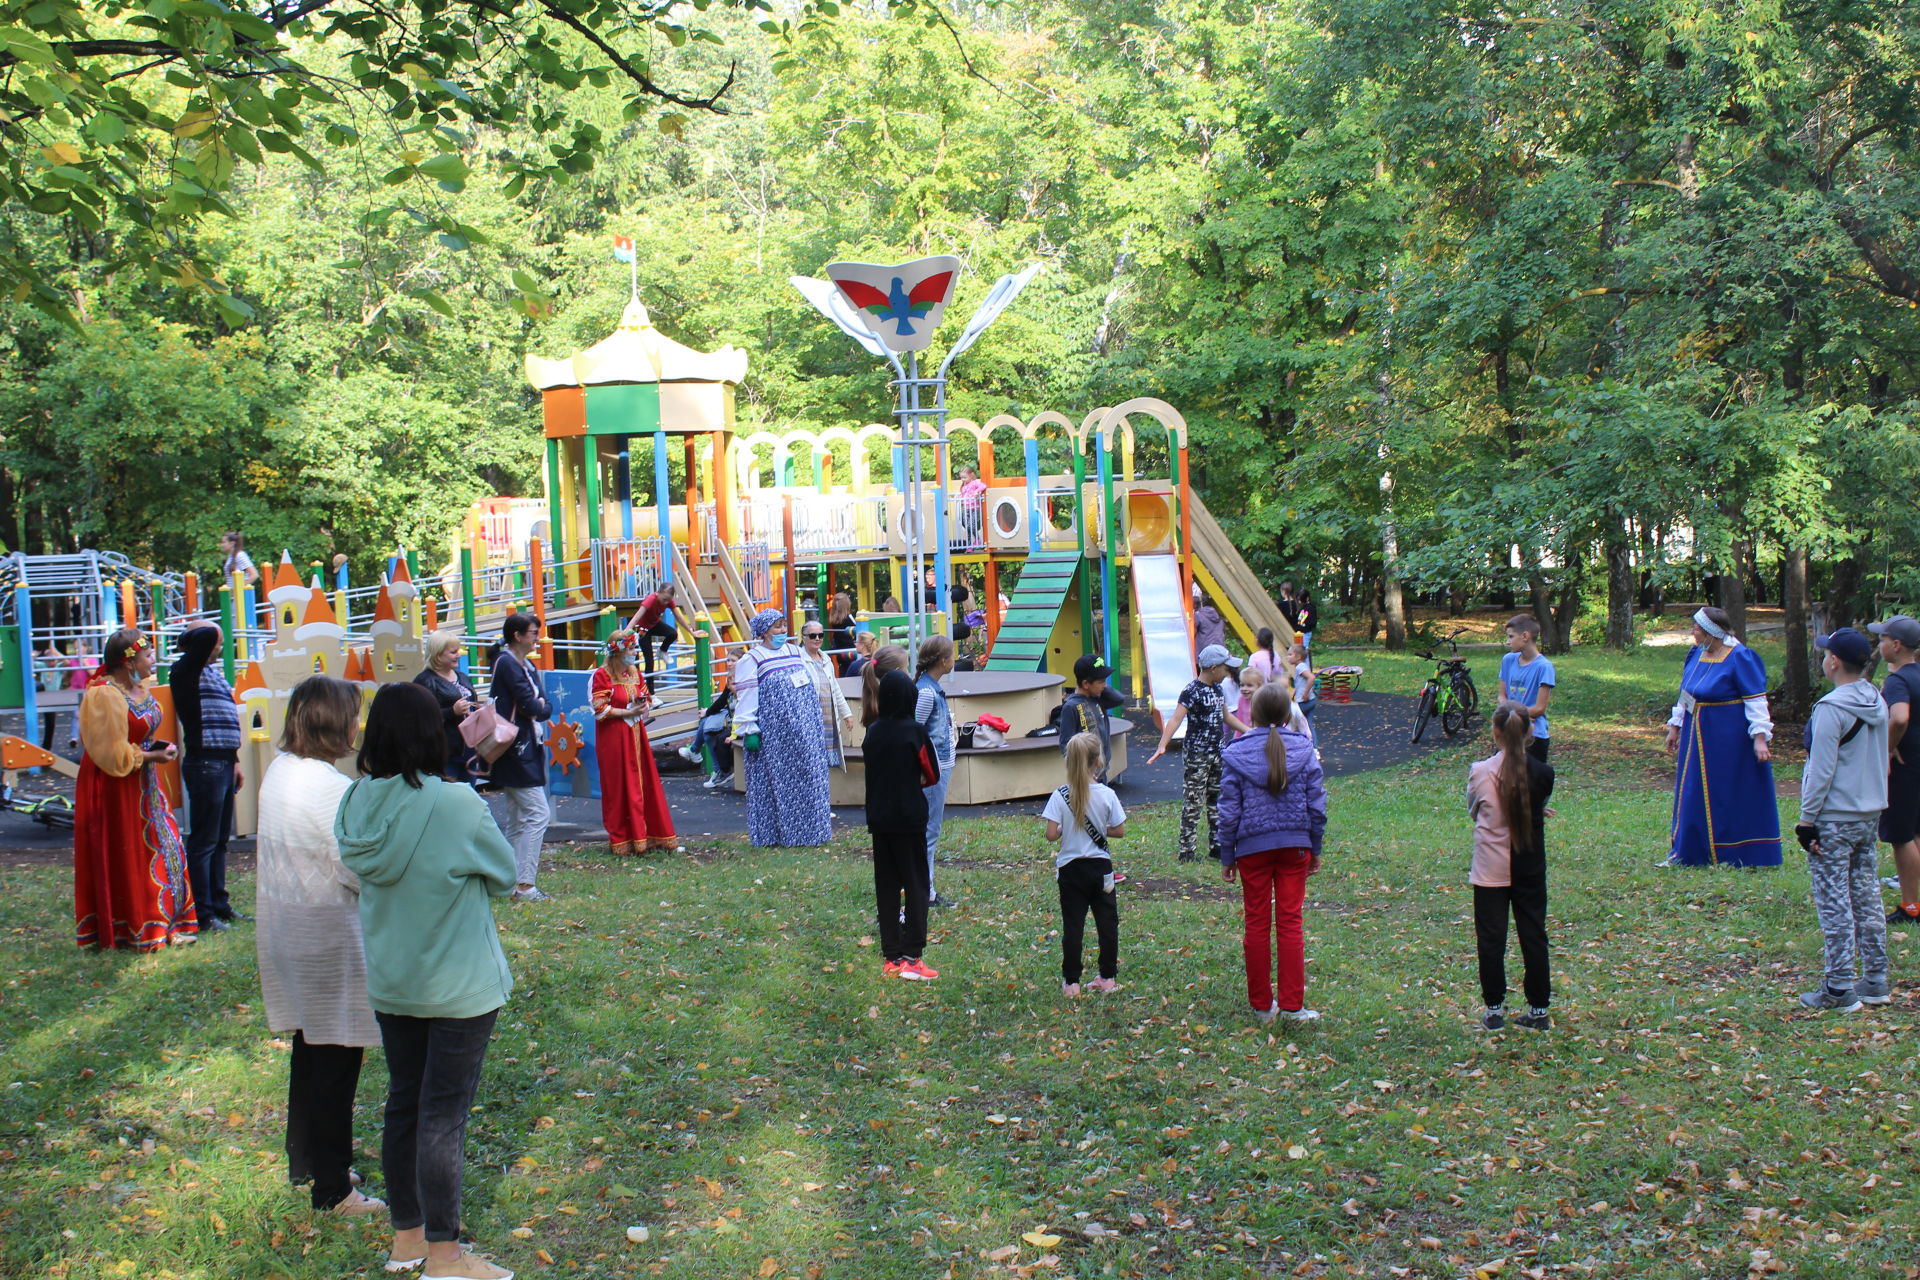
[589,538,668,603]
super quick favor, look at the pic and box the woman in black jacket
[486,614,553,902]
[863,670,940,980]
[411,631,479,781]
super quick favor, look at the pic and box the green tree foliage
[3,0,1917,670]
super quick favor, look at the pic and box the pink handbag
[460,703,519,765]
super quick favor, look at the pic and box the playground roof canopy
[524,298,748,391]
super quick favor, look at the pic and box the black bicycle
[1411,628,1479,742]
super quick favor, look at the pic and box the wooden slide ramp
[1186,492,1295,651]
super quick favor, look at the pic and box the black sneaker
[1479,1006,1506,1031]
[1798,987,1862,1012]
[199,917,232,933]
[1515,1007,1552,1031]
[929,894,957,909]
[1887,906,1920,927]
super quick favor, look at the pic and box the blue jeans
[923,761,951,898]
[180,753,237,923]
[377,1009,498,1242]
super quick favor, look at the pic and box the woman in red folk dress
[592,630,680,855]
[74,627,198,950]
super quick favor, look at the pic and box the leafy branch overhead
[0,0,828,324]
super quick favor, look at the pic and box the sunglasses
[803,630,825,639]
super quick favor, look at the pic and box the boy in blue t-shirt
[1499,615,1556,762]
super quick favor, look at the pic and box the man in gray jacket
[1795,628,1893,1011]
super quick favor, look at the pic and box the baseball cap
[1815,627,1874,665]
[1196,644,1241,669]
[1073,655,1114,684]
[1869,615,1920,650]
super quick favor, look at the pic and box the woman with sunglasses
[800,621,858,768]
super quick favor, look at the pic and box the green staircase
[984,551,1081,672]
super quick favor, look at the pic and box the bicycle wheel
[1412,687,1436,742]
[1442,700,1466,736]
[1455,672,1479,715]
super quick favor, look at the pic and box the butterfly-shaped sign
[826,255,962,353]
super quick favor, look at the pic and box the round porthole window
[990,496,1024,538]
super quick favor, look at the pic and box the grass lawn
[4,642,1918,1279]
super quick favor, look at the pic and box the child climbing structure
[509,293,1295,804]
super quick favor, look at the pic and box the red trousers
[1236,847,1313,1012]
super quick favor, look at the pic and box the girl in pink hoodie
[1467,702,1557,1031]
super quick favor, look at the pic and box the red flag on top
[612,235,635,264]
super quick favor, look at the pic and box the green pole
[1072,443,1094,654]
[459,545,479,672]
[1100,430,1120,673]
[584,438,604,542]
[218,585,236,684]
[545,436,565,609]
[694,621,715,771]
[149,582,167,678]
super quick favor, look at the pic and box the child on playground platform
[1467,701,1557,1031]
[1217,683,1326,1023]
[1500,615,1556,761]
[1148,645,1250,863]
[1043,733,1126,996]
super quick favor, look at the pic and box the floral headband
[600,629,640,663]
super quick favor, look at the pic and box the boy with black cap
[1868,614,1920,927]
[1795,626,1892,1011]
[1149,645,1253,863]
[1060,655,1127,781]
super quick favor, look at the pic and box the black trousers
[377,1009,497,1241]
[286,1032,365,1209]
[639,622,678,675]
[1473,882,1550,1009]
[1526,737,1550,763]
[180,753,237,923]
[872,827,929,962]
[1058,857,1118,983]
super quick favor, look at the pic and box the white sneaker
[1254,1002,1278,1026]
[677,745,701,764]
[702,773,724,789]
[1277,1007,1321,1022]
[511,887,553,903]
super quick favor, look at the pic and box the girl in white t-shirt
[1042,733,1127,996]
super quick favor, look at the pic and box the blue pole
[654,428,672,588]
[1023,437,1041,555]
[335,559,349,592]
[15,585,38,750]
[240,583,258,659]
[1097,427,1118,666]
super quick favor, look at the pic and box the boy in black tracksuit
[863,670,942,979]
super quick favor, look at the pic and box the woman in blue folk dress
[731,609,834,848]
[1664,606,1781,868]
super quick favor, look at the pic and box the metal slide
[1131,552,1196,722]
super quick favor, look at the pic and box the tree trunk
[1527,572,1558,650]
[1448,584,1468,617]
[1604,519,1636,648]
[1826,546,1866,629]
[1779,545,1812,721]
[1551,573,1582,655]
[1717,543,1749,637]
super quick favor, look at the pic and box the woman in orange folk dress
[74,627,198,949]
[591,630,680,854]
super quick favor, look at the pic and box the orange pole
[1177,440,1194,626]
[529,537,552,668]
[426,597,440,632]
[184,572,201,616]
[712,431,733,548]
[781,494,798,624]
[684,436,701,568]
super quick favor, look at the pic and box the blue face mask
[766,631,788,649]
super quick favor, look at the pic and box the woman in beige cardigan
[255,675,385,1216]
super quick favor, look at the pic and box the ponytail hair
[860,644,909,725]
[1064,731,1101,824]
[1492,700,1534,853]
[916,633,954,676]
[1255,626,1275,661]
[1249,682,1295,795]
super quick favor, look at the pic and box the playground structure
[0,288,1294,818]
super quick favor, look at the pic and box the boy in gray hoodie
[1795,628,1892,1011]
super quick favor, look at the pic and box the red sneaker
[883,960,906,977]
[901,959,940,981]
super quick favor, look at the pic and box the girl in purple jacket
[1217,684,1328,1024]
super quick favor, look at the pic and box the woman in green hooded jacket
[336,681,516,1280]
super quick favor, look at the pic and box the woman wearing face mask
[730,609,833,848]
